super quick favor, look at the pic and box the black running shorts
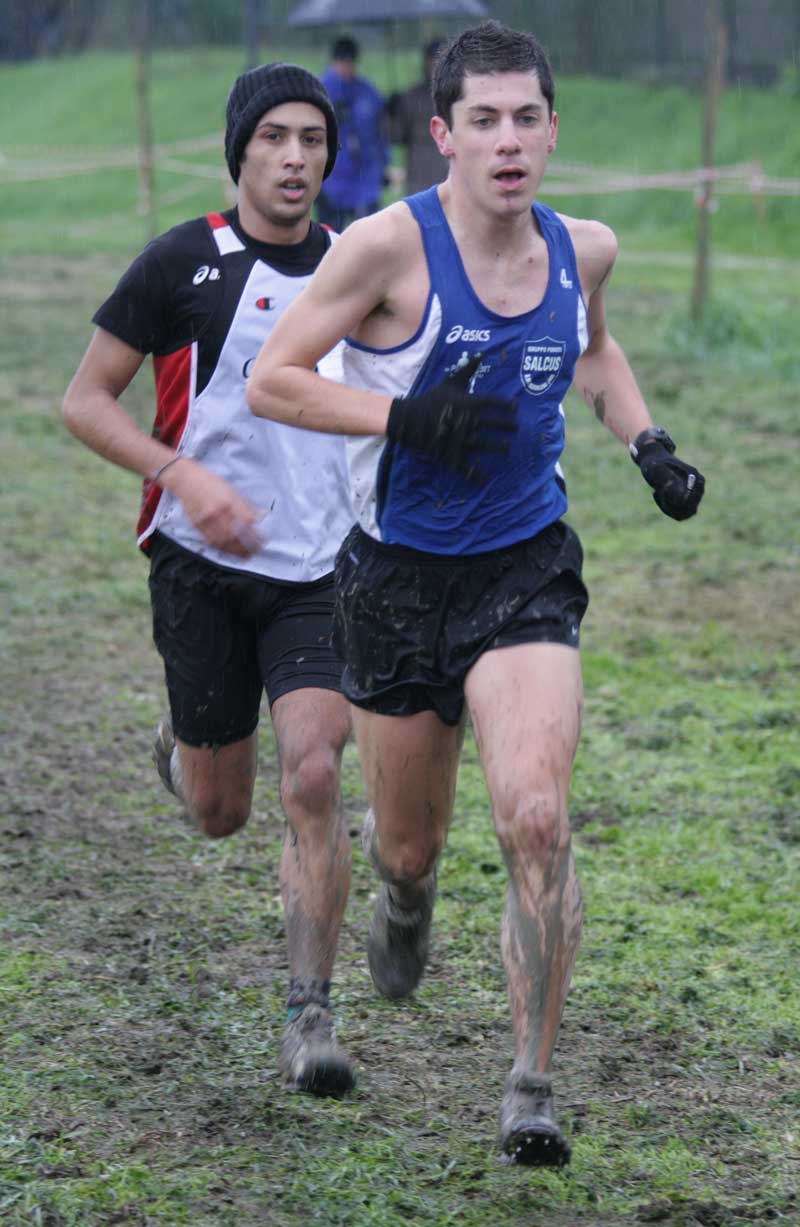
[334,520,589,726]
[149,533,343,748]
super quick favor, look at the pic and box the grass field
[1,46,799,1227]
[1,47,799,259]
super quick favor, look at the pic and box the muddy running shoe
[279,1004,356,1096]
[362,807,436,999]
[152,714,178,797]
[367,877,436,999]
[498,1070,571,1167]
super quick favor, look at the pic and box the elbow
[246,369,272,420]
[62,385,82,437]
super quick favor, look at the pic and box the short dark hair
[331,36,359,62]
[432,21,555,127]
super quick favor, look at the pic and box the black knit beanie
[225,62,338,184]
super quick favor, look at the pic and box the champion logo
[192,264,220,285]
[559,268,573,289]
[255,297,275,311]
[445,324,491,344]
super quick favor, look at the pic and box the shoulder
[130,215,216,287]
[312,202,422,307]
[556,213,618,294]
[329,201,419,266]
[320,69,342,97]
[358,75,385,103]
[143,214,214,262]
[557,213,617,262]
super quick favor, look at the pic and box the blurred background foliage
[2,0,799,87]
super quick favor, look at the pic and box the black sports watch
[629,425,676,465]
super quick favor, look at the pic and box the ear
[547,110,558,155]
[430,115,453,158]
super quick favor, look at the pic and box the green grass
[1,251,798,1225]
[1,48,798,257]
[1,50,799,1227]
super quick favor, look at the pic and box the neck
[235,198,312,246]
[438,179,536,254]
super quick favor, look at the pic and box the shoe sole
[501,1125,571,1167]
[290,1059,356,1097]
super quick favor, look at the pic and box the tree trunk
[691,0,728,324]
[133,0,156,241]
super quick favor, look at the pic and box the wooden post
[244,0,261,70]
[133,0,156,240]
[691,0,727,323]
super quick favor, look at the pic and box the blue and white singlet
[340,186,589,555]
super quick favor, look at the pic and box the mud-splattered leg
[352,708,463,997]
[272,687,355,1095]
[272,688,352,999]
[466,642,584,1164]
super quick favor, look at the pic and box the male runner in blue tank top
[63,64,358,1096]
[248,22,705,1164]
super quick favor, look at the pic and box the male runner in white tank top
[247,23,705,1162]
[63,64,359,1096]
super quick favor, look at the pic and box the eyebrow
[467,103,544,117]
[255,121,326,133]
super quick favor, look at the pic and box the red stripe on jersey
[136,344,193,544]
[206,212,227,230]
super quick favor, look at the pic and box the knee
[495,789,570,869]
[191,798,250,839]
[373,829,442,886]
[280,745,340,825]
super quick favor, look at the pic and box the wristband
[151,456,182,485]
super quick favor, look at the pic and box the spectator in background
[387,38,447,196]
[318,35,389,231]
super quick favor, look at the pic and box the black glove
[631,428,705,521]
[386,354,517,482]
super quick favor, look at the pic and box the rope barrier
[1,141,799,198]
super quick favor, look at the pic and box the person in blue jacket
[247,21,705,1165]
[318,35,389,231]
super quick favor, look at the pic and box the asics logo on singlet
[192,265,220,285]
[559,268,573,289]
[445,324,491,344]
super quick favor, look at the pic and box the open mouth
[494,169,526,189]
[279,179,307,198]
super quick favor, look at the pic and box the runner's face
[238,101,328,231]
[442,71,557,216]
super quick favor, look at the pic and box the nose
[284,136,306,166]
[495,116,522,155]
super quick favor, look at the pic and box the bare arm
[246,214,399,435]
[569,220,653,446]
[568,218,705,519]
[63,328,261,557]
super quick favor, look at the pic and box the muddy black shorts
[149,532,343,748]
[334,520,589,727]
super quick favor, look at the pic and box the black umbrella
[288,0,489,25]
